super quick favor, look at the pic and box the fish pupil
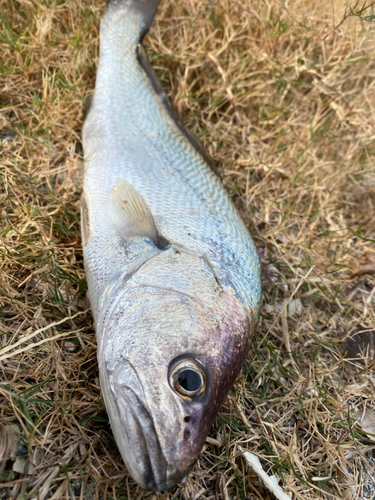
[178,369,201,392]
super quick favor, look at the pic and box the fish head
[98,276,256,491]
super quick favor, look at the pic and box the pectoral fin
[108,179,158,242]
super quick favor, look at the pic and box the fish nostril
[184,428,191,440]
[184,416,191,422]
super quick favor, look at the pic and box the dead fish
[81,0,261,491]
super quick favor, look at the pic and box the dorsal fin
[137,45,221,178]
[108,179,158,242]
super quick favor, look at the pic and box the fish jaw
[106,362,169,490]
[101,358,198,491]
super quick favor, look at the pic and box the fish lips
[108,361,189,491]
[115,386,168,489]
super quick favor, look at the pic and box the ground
[0,0,375,499]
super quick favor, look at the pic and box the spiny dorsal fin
[108,178,158,242]
[137,45,221,178]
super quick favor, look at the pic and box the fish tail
[105,0,161,41]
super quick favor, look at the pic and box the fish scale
[82,0,261,491]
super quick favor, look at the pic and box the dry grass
[1,0,375,498]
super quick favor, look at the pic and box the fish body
[82,0,261,491]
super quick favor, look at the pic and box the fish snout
[108,360,192,491]
[117,387,168,489]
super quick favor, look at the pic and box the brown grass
[1,0,375,498]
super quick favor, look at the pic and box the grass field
[1,0,375,498]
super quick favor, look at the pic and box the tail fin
[105,0,161,41]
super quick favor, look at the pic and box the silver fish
[81,0,261,491]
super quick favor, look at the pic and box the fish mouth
[110,362,186,491]
[118,388,168,490]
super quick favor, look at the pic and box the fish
[81,0,262,491]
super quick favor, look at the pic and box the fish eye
[169,358,206,400]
